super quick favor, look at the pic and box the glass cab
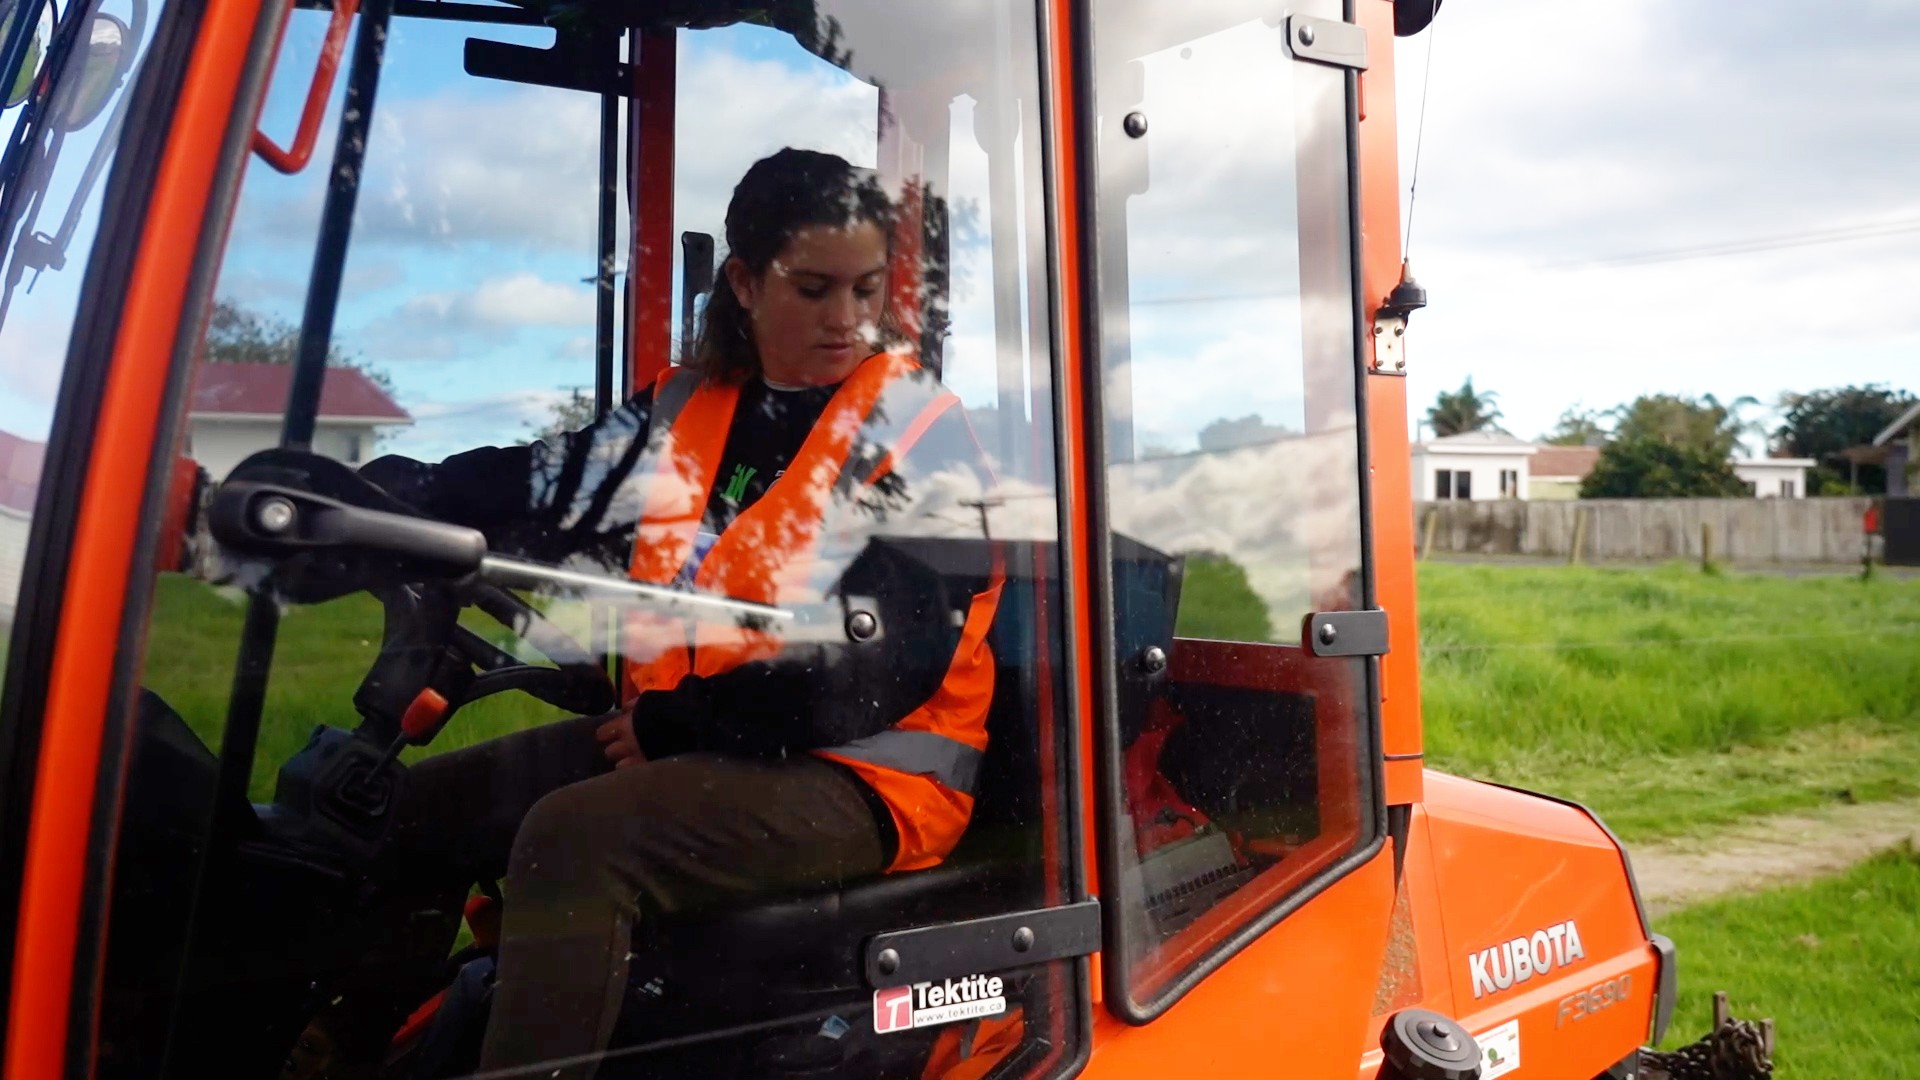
[0,0,1380,1075]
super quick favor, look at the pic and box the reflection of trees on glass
[1173,550,1273,643]
[200,297,395,396]
[1197,413,1292,453]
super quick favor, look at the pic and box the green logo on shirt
[722,464,757,502]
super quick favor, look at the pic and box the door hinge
[865,900,1101,988]
[1305,609,1389,658]
[1286,15,1368,72]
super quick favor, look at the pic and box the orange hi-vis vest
[624,352,1004,872]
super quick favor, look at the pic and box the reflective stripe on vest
[623,354,1002,871]
[826,730,984,794]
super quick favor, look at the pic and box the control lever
[210,481,487,571]
[207,479,794,625]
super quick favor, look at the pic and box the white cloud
[357,273,595,361]
[1392,0,1920,439]
[381,388,573,462]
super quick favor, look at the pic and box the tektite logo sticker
[873,974,1007,1033]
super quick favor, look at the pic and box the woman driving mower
[350,147,1002,1079]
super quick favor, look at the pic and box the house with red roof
[1528,445,1602,500]
[188,362,410,480]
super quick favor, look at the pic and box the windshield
[91,2,1087,1078]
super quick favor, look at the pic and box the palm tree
[1426,378,1503,437]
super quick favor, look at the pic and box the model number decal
[1557,974,1632,1027]
[1468,919,1586,998]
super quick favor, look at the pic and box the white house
[1731,458,1815,498]
[1410,431,1538,501]
[188,362,411,481]
[1415,431,1818,501]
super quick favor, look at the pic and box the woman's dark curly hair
[686,147,900,383]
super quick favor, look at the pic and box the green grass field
[1653,844,1920,1078]
[142,575,579,801]
[145,560,1920,822]
[1418,562,1920,841]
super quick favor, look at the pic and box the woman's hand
[595,708,644,768]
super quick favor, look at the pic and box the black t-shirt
[705,377,837,533]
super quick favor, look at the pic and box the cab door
[1073,0,1399,1072]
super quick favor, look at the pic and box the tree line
[1425,379,1915,497]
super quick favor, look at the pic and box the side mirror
[2,1,45,108]
[50,12,130,131]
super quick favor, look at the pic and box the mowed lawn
[1651,845,1920,1078]
[1418,562,1920,842]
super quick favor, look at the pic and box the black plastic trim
[297,0,552,25]
[865,901,1101,988]
[594,88,618,416]
[1479,780,1653,940]
[1063,0,1129,1027]
[1649,932,1677,1046]
[1387,802,1411,882]
[1036,0,1096,1073]
[1037,0,1089,916]
[69,2,293,1067]
[0,0,214,1054]
[1081,0,1387,1024]
[284,0,395,450]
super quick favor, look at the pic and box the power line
[1537,215,1920,271]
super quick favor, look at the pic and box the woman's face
[728,220,889,386]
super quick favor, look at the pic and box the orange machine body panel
[1353,775,1660,1079]
[1356,0,1425,809]
[1087,850,1398,1077]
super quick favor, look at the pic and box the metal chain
[1639,992,1775,1080]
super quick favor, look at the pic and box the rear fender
[1420,773,1660,1076]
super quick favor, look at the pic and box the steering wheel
[207,447,622,742]
[449,579,617,716]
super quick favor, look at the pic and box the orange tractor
[0,0,1763,1076]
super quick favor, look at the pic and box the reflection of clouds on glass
[1109,427,1359,639]
[355,272,592,365]
[1120,320,1315,454]
[1104,18,1313,459]
[353,91,603,249]
[0,311,73,438]
[670,27,881,300]
[385,389,570,461]
[1122,20,1301,302]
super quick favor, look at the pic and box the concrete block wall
[1413,498,1876,564]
